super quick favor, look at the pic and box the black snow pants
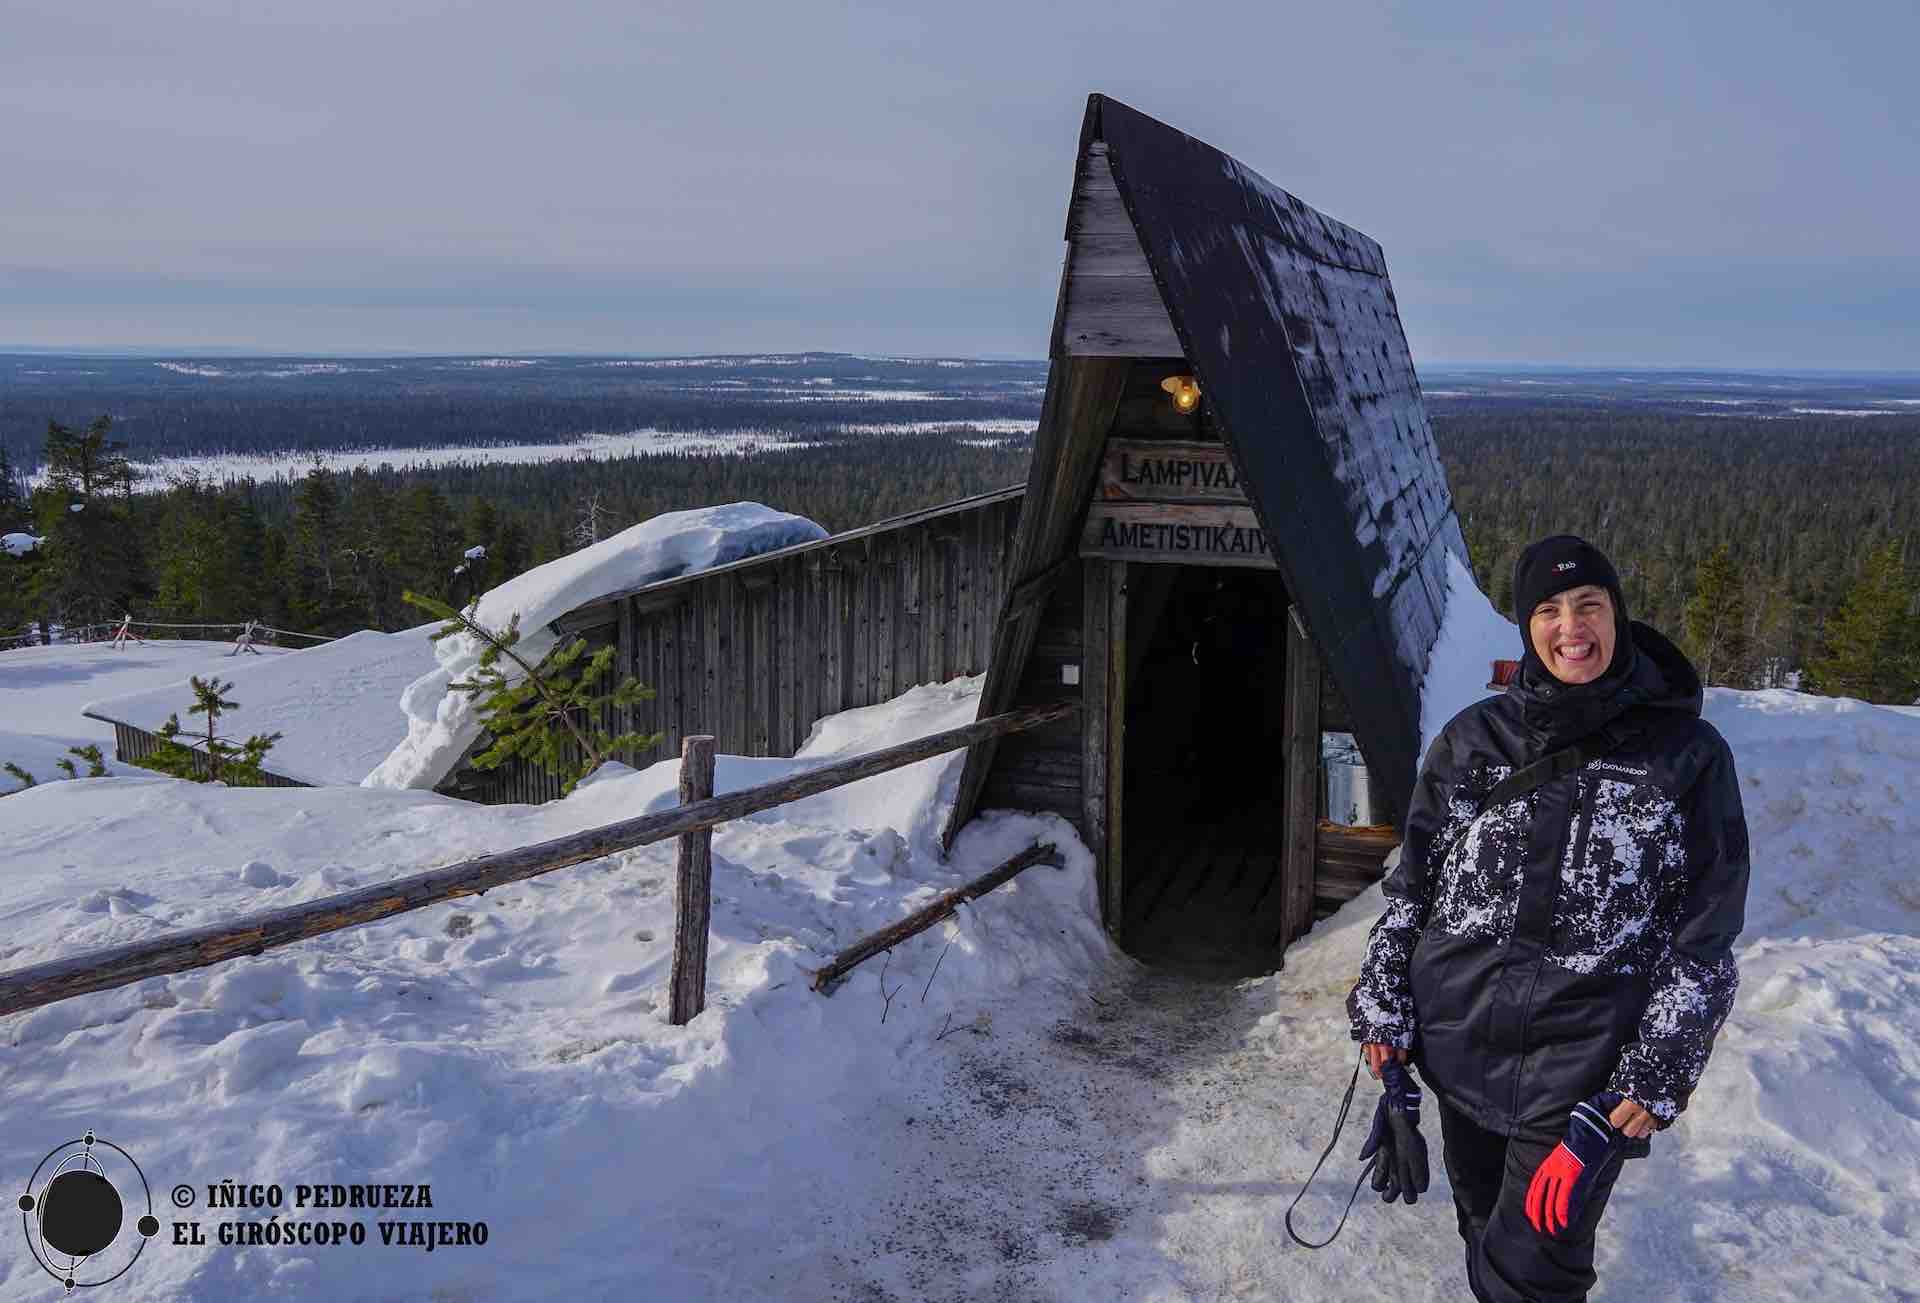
[1434,1095,1632,1303]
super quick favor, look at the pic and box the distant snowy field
[32,418,1036,494]
[1,583,1916,1298]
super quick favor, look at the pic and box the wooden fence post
[669,735,717,1025]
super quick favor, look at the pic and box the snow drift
[362,503,827,792]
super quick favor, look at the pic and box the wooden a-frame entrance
[941,94,1469,971]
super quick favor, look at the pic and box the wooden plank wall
[1314,824,1400,920]
[101,719,311,789]
[977,554,1087,830]
[447,493,1022,805]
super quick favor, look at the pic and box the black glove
[1357,1058,1430,1204]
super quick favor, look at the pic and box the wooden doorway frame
[1083,561,1323,951]
[1082,557,1127,937]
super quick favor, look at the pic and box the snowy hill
[1,573,1916,1299]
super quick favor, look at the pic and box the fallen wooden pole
[0,699,1079,1019]
[810,842,1061,994]
[668,736,717,1025]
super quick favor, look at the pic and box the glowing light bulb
[1160,374,1201,414]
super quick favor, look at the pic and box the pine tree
[393,483,461,604]
[153,471,225,620]
[43,416,134,499]
[402,590,663,795]
[288,461,357,633]
[341,478,401,629]
[0,443,24,524]
[494,515,533,583]
[25,415,150,634]
[139,675,284,785]
[1808,540,1919,703]
[1683,543,1750,687]
[455,498,500,603]
[0,444,29,638]
[218,495,272,620]
[1744,576,1798,689]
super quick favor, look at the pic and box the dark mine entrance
[1119,563,1295,975]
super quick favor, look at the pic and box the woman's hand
[1362,1042,1408,1080]
[1608,1096,1658,1139]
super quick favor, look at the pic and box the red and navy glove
[1357,1059,1430,1204]
[1525,1092,1627,1237]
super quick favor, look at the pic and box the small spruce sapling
[141,675,284,785]
[402,590,664,795]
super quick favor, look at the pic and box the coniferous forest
[3,358,1917,705]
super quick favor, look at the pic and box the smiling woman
[1348,532,1751,1302]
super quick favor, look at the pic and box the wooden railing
[0,700,1078,1024]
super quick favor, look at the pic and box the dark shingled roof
[946,96,1473,848]
[1089,93,1469,820]
[1098,96,1466,821]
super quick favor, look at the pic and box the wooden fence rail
[810,841,1062,994]
[0,699,1078,1021]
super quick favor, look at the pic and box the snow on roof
[82,626,443,786]
[364,502,828,792]
[1416,548,1523,758]
[2,638,293,745]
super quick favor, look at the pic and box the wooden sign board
[1097,439,1248,503]
[1080,502,1279,568]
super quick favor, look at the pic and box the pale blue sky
[3,1,1914,367]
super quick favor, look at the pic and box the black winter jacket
[1347,622,1749,1138]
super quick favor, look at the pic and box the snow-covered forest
[5,356,1918,703]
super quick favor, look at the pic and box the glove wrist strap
[1285,1050,1372,1250]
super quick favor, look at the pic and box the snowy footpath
[1,663,1917,1298]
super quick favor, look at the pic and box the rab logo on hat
[1554,561,1577,572]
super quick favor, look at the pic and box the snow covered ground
[0,639,296,794]
[80,628,441,787]
[1,564,1916,1299]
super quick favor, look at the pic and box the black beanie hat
[1512,534,1635,679]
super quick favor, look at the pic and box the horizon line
[5,347,1919,379]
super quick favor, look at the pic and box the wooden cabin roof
[943,94,1469,846]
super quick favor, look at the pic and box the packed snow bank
[1417,547,1520,758]
[363,503,827,793]
[5,598,1918,1298]
[82,626,442,786]
[0,673,1114,1300]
